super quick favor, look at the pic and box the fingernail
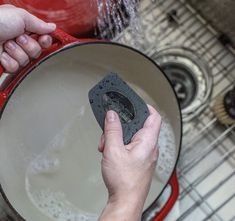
[46,36,52,45]
[41,36,52,48]
[17,35,28,45]
[47,23,56,29]
[106,110,116,122]
[6,41,16,50]
[21,59,29,67]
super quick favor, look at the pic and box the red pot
[0,29,181,221]
[0,0,108,36]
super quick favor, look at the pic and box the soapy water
[25,187,98,221]
[25,107,101,221]
[23,73,176,221]
[157,114,176,182]
[26,185,98,221]
[25,105,175,221]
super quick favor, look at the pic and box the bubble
[25,187,98,221]
[156,113,176,182]
[28,155,60,175]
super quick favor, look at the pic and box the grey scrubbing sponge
[88,73,150,145]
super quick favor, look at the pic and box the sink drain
[152,47,213,121]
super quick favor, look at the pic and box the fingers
[21,10,56,34]
[0,4,15,8]
[1,33,53,73]
[16,34,42,59]
[5,34,53,61]
[152,146,159,164]
[38,35,53,49]
[144,104,161,129]
[141,105,161,146]
[98,134,105,152]
[4,40,29,66]
[104,110,124,150]
[130,104,161,150]
[0,5,55,73]
[0,52,19,73]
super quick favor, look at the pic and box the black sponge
[88,73,149,144]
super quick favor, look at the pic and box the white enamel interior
[0,43,181,221]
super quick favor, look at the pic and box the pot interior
[0,43,181,221]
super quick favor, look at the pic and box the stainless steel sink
[1,0,234,220]
[114,0,235,220]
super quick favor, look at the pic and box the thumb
[104,110,124,149]
[22,11,56,34]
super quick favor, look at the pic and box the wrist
[99,195,144,221]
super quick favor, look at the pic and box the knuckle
[20,57,29,66]
[27,44,41,58]
[17,8,27,15]
[105,124,120,134]
[136,137,145,144]
[153,151,158,163]
[155,111,162,122]
[9,60,19,73]
[147,143,155,152]
[39,22,48,31]
[4,40,12,49]
[105,128,120,136]
[11,62,19,73]
[15,50,28,65]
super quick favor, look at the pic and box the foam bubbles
[156,114,176,182]
[28,155,60,175]
[25,187,98,221]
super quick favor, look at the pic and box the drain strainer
[152,47,213,122]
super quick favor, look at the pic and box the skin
[0,4,56,73]
[98,105,161,221]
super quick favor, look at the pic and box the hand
[98,105,161,221]
[0,4,56,73]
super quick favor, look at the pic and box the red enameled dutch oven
[0,29,181,221]
[0,0,112,36]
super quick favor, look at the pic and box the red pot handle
[152,170,179,221]
[0,65,4,77]
[34,28,78,45]
[0,28,79,90]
